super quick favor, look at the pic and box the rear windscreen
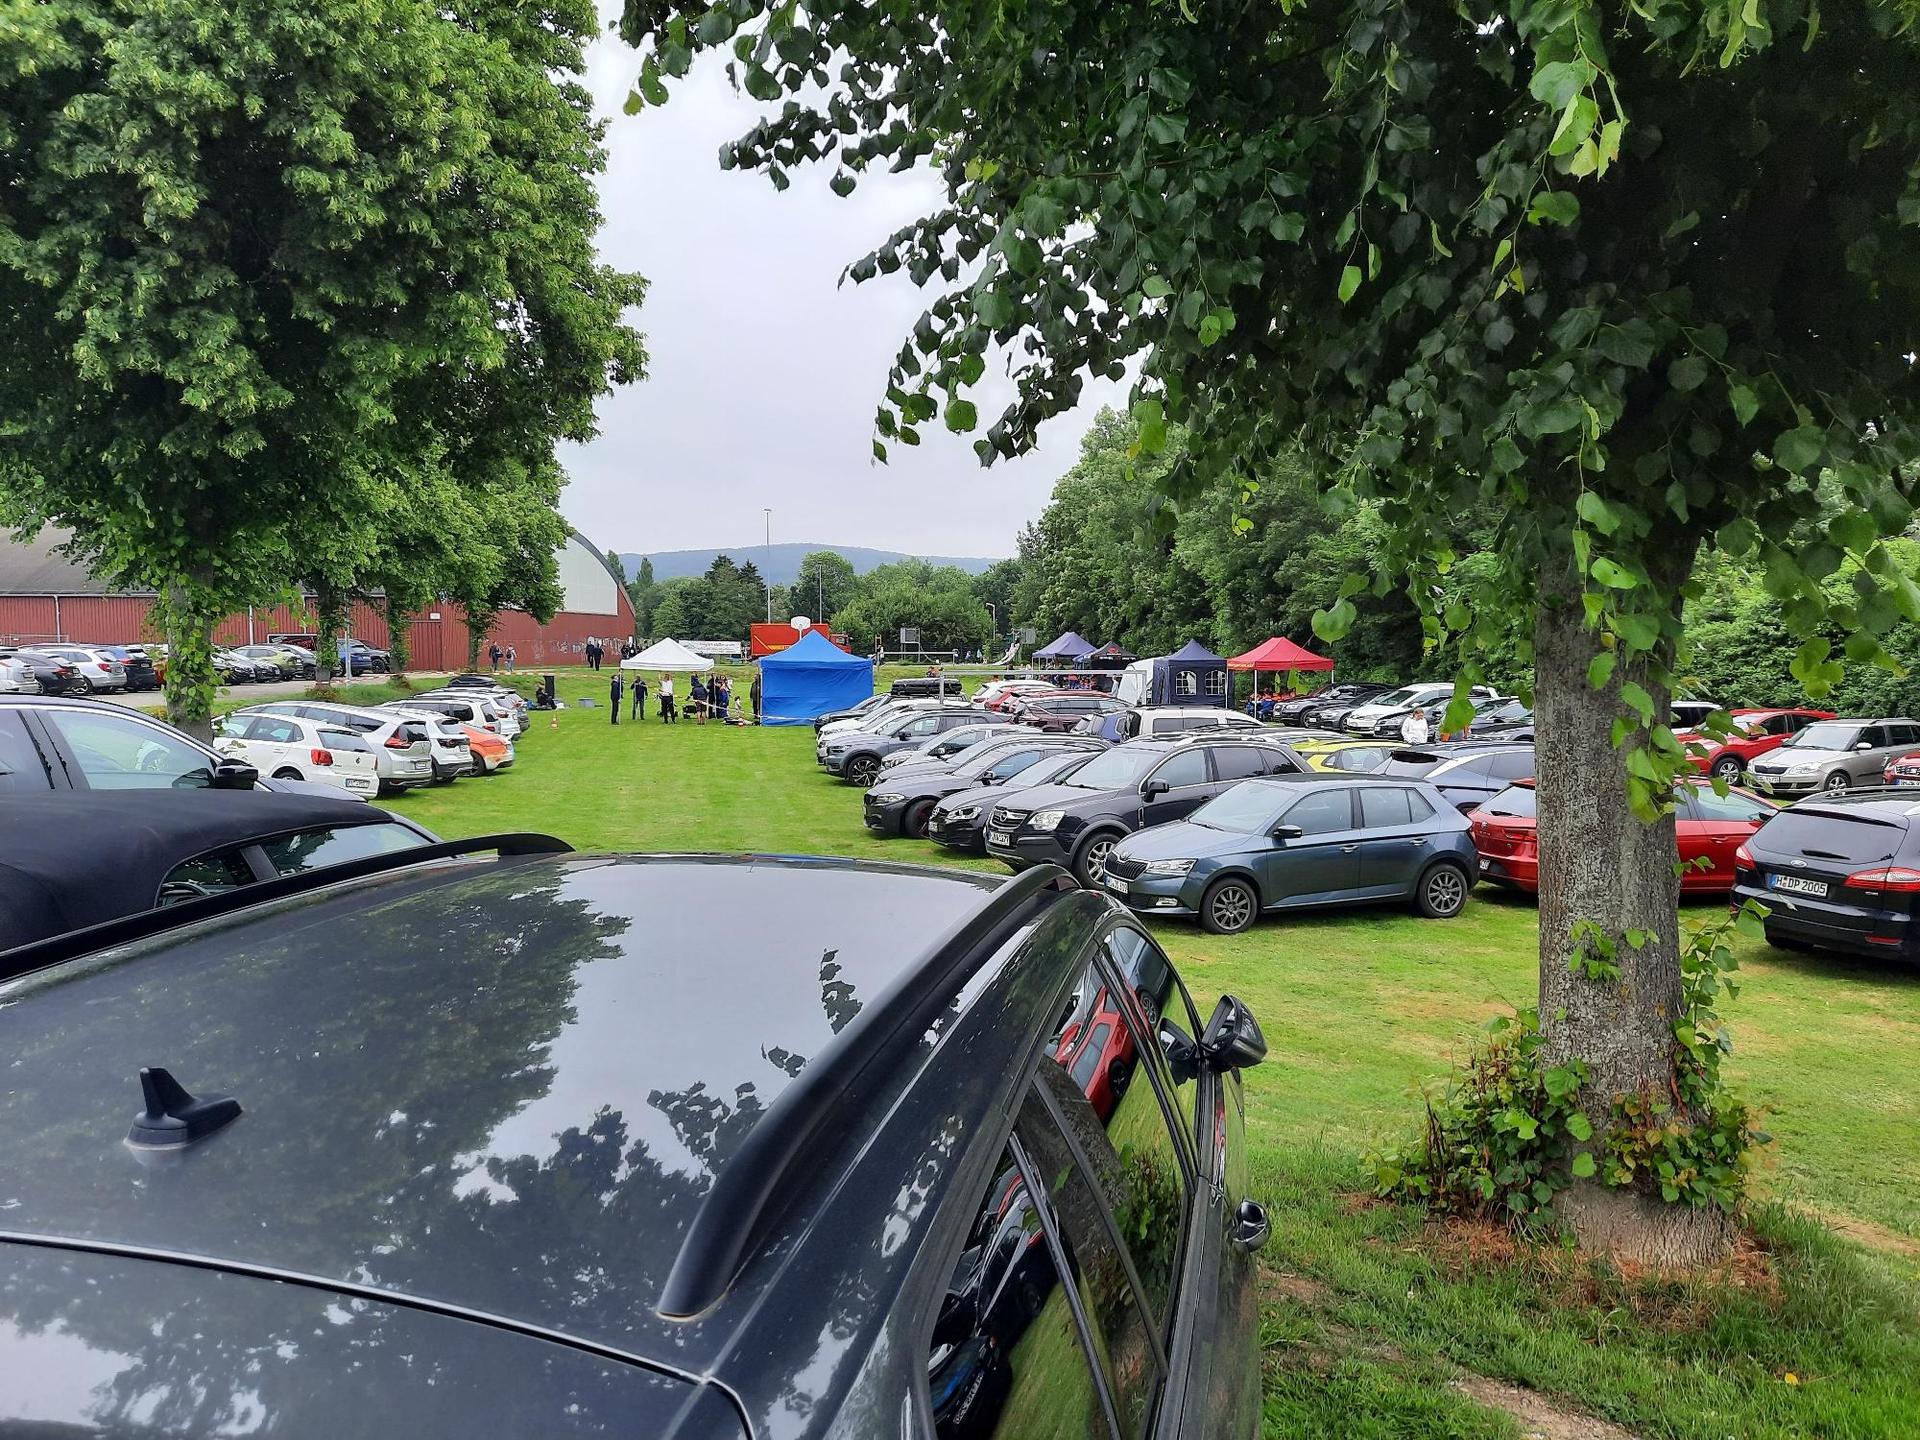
[1481,785,1537,817]
[1758,811,1904,864]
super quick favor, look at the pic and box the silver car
[240,701,436,794]
[1746,717,1920,797]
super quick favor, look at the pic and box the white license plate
[1898,779,1920,787]
[1769,875,1829,897]
[1104,875,1129,894]
[346,777,374,791]
[987,830,1012,847]
[1479,857,1492,872]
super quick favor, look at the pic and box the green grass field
[378,665,1918,1437]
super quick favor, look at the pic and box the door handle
[1231,1199,1272,1253]
[1340,844,1359,852]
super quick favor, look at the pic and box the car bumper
[1099,871,1200,914]
[822,752,854,774]
[1475,853,1540,891]
[335,772,380,796]
[984,830,1073,869]
[926,816,985,851]
[1734,879,1919,957]
[1746,772,1826,795]
[862,798,912,835]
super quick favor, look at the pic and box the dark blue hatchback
[1103,775,1477,933]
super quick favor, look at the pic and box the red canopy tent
[1226,637,1334,673]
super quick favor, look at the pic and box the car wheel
[1416,861,1471,919]
[272,767,302,781]
[1823,771,1851,795]
[1711,754,1743,781]
[904,799,935,838]
[70,676,93,696]
[846,755,882,787]
[1200,877,1258,935]
[1073,832,1119,888]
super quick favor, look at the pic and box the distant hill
[617,543,1003,586]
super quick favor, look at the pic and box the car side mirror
[210,761,259,790]
[1200,995,1267,1071]
[1271,823,1303,841]
[1853,741,1874,752]
[1141,778,1170,798]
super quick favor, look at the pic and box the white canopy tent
[620,638,714,672]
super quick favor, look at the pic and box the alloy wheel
[1424,866,1467,917]
[847,756,881,787]
[1824,771,1851,795]
[1078,835,1115,886]
[1712,755,1742,781]
[1206,881,1256,934]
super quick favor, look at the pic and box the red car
[1471,778,1776,894]
[1677,707,1835,780]
[1883,752,1920,787]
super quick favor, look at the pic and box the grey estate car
[1747,717,1920,797]
[0,848,1271,1439]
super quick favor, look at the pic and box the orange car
[462,723,514,774]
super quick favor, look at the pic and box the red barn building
[0,526,634,668]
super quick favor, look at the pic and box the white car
[413,690,523,739]
[1344,683,1494,736]
[0,653,39,695]
[238,701,436,793]
[38,645,128,694]
[381,708,476,781]
[213,712,381,797]
[817,698,948,741]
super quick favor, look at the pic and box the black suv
[1733,792,1920,959]
[0,850,1270,1439]
[865,736,1106,838]
[891,675,965,699]
[988,733,1308,885]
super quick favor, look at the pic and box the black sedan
[1274,682,1392,727]
[864,737,1106,837]
[0,791,435,951]
[927,745,1111,852]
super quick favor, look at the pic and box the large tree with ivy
[621,0,1920,1260]
[1,0,643,736]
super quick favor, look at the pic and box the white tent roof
[620,638,714,672]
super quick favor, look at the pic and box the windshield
[1478,700,1529,723]
[1190,784,1286,834]
[1061,745,1163,790]
[1378,751,1445,777]
[1481,784,1537,817]
[1785,722,1861,751]
[1008,753,1089,788]
[1369,686,1424,707]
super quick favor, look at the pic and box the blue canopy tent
[1148,640,1231,707]
[756,629,874,726]
[1033,630,1095,663]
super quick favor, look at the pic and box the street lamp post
[763,508,773,623]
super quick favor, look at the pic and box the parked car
[1104,775,1477,933]
[0,652,43,695]
[373,708,475,783]
[866,738,1107,838]
[1290,737,1399,773]
[95,643,160,691]
[987,732,1309,886]
[1374,742,1537,812]
[231,643,310,678]
[1678,707,1836,780]
[1083,705,1266,744]
[213,648,271,684]
[1471,778,1775,894]
[37,644,128,694]
[1274,682,1393,726]
[819,707,983,785]
[460,722,516,774]
[0,694,336,797]
[5,650,86,695]
[1363,691,1519,743]
[928,747,1108,853]
[1466,697,1534,740]
[0,852,1270,1439]
[1732,793,1920,959]
[0,792,435,951]
[267,633,379,674]
[979,678,1059,713]
[817,697,947,740]
[1018,693,1126,733]
[1670,699,1725,730]
[1344,683,1498,737]
[812,693,889,731]
[213,711,384,797]
[1746,717,1920,797]
[889,674,964,699]
[402,692,523,742]
[239,702,436,794]
[874,722,1028,775]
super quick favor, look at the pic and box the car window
[902,716,940,736]
[1326,746,1389,773]
[1439,754,1494,780]
[1360,787,1415,828]
[1210,746,1269,781]
[1760,713,1796,736]
[1489,751,1536,780]
[319,729,374,753]
[0,711,48,792]
[39,709,216,790]
[1150,749,1209,788]
[1481,784,1536,817]
[249,717,302,745]
[1689,788,1773,823]
[982,751,1046,781]
[1282,787,1354,836]
[1406,788,1437,819]
[1889,723,1920,746]
[158,850,256,902]
[256,823,425,876]
[1858,725,1888,748]
[1019,1063,1173,1439]
[1259,747,1302,775]
[924,1140,1107,1440]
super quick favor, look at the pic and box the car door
[1138,747,1214,829]
[1258,786,1360,904]
[1872,723,1920,780]
[0,710,56,791]
[1353,786,1435,896]
[32,706,220,790]
[1680,786,1774,890]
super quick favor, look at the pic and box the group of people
[603,669,760,727]
[583,637,612,671]
[487,642,517,673]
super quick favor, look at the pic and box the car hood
[934,783,1001,814]
[991,780,1108,814]
[1114,822,1261,863]
[1753,747,1851,767]
[874,772,971,801]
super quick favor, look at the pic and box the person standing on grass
[712,674,728,724]
[750,670,762,723]
[631,673,646,720]
[690,673,708,725]
[609,669,623,725]
[659,672,675,723]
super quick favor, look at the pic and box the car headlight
[870,793,904,804]
[1787,763,1817,774]
[947,805,979,821]
[1142,858,1195,877]
[1030,810,1065,832]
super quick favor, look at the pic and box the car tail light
[1844,866,1920,892]
[1734,842,1754,868]
[310,748,334,766]
[384,733,412,749]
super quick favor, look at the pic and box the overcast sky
[561,23,1122,560]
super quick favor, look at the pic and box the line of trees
[1,0,644,736]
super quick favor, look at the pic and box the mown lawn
[377,665,1919,1438]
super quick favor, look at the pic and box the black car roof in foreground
[0,791,409,952]
[0,852,1093,1401]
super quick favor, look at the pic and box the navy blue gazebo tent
[1147,640,1230,707]
[1033,630,1095,663]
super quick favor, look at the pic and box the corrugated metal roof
[0,527,149,596]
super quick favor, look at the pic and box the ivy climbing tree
[619,0,1920,1261]
[1,0,643,737]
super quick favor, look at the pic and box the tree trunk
[160,581,219,744]
[386,596,413,681]
[464,613,491,672]
[313,583,347,687]
[1533,545,1730,1267]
